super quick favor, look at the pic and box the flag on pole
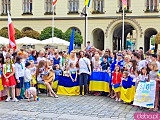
[85,0,91,7]
[52,0,57,6]
[122,0,127,9]
[68,29,75,54]
[8,12,16,50]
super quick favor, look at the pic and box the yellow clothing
[0,78,4,91]
[31,75,37,85]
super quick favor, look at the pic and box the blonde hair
[150,61,158,71]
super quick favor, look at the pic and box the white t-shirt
[24,68,32,82]
[79,57,90,74]
[37,57,46,63]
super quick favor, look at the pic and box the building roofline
[0,15,160,21]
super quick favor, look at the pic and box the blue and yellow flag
[85,0,91,7]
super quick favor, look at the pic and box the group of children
[0,53,38,102]
[110,58,160,111]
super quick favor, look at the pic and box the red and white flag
[8,12,16,50]
[52,0,57,6]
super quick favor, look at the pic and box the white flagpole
[52,4,55,45]
[122,8,125,50]
[86,6,88,46]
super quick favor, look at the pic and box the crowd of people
[0,41,160,111]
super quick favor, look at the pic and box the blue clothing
[110,59,124,72]
[24,82,30,90]
[101,61,110,71]
[53,57,61,65]
[16,77,24,88]
[29,55,36,63]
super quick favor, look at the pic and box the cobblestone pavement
[0,94,157,120]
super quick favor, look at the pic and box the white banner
[133,80,156,108]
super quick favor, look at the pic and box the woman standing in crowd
[78,51,91,96]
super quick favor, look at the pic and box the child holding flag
[112,65,122,101]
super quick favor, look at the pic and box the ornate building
[0,0,160,51]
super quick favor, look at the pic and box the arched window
[44,0,56,15]
[145,0,158,12]
[118,0,131,12]
[68,0,79,13]
[92,0,104,13]
[68,27,81,35]
[22,0,32,14]
[1,0,10,15]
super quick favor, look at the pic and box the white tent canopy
[0,36,9,44]
[16,37,42,45]
[41,37,69,46]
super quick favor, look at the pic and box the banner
[133,80,156,108]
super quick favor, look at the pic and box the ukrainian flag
[120,76,135,103]
[89,72,110,92]
[38,75,59,90]
[112,83,121,93]
[57,75,80,95]
[85,0,91,7]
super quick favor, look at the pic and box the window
[44,0,56,15]
[22,0,32,14]
[68,0,79,14]
[92,0,104,14]
[118,0,131,13]
[145,0,158,12]
[1,0,10,15]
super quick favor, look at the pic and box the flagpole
[52,4,55,45]
[85,5,87,47]
[122,8,125,50]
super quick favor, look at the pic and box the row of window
[1,0,160,16]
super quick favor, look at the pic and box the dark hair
[152,54,157,58]
[103,55,108,59]
[87,41,90,43]
[0,53,4,64]
[31,50,37,60]
[140,67,148,75]
[15,56,22,63]
[25,62,31,67]
[139,47,143,50]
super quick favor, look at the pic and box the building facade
[0,0,160,51]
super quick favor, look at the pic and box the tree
[63,29,83,45]
[0,27,22,39]
[21,30,40,39]
[39,27,64,40]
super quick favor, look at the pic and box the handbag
[83,58,90,72]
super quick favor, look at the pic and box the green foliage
[63,29,83,44]
[21,30,40,39]
[0,27,22,39]
[39,27,64,40]
[151,37,155,45]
